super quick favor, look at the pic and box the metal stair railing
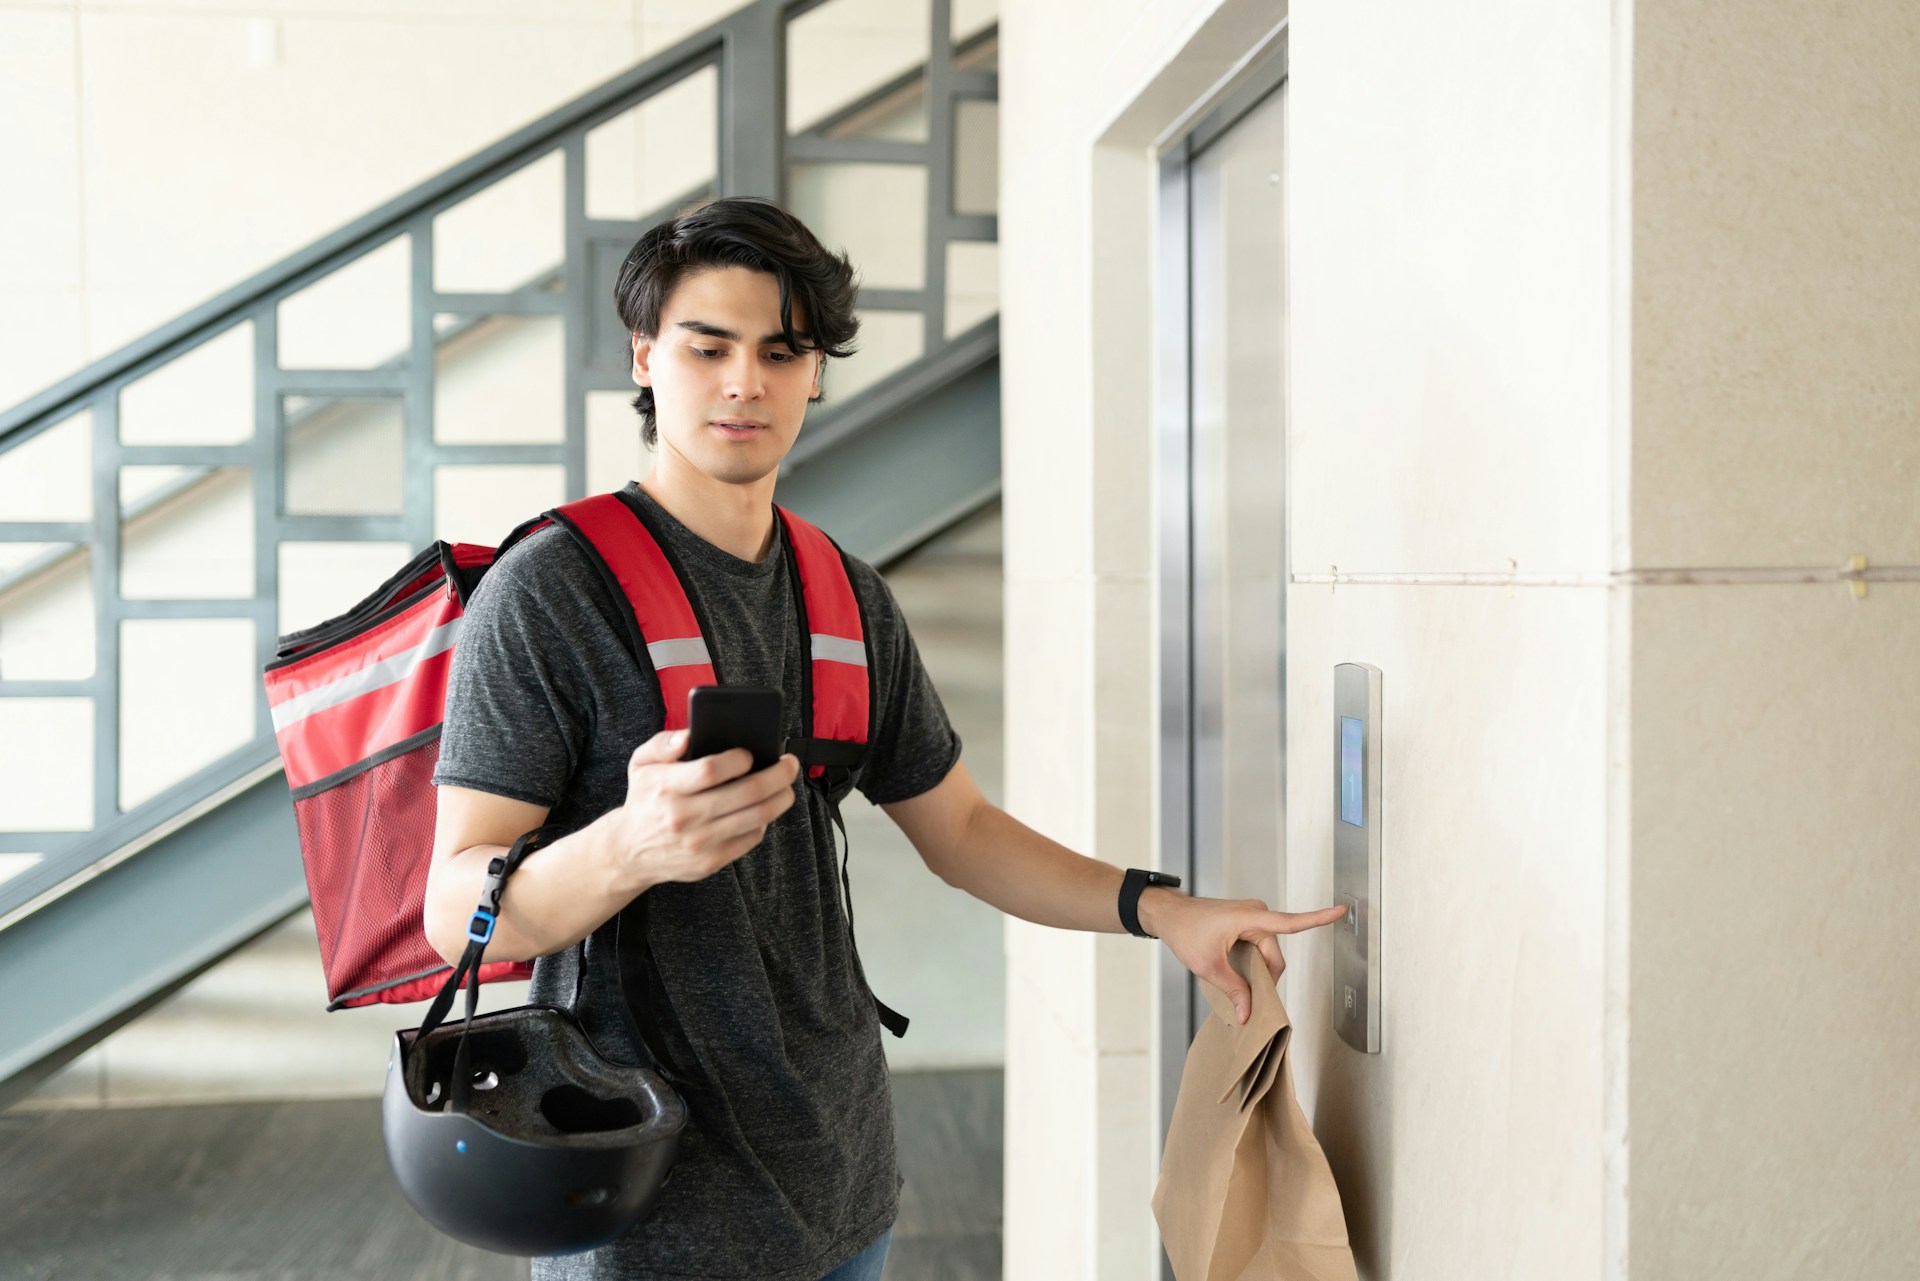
[0,0,998,930]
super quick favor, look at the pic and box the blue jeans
[817,1227,892,1281]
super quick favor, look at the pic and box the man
[424,196,1344,1281]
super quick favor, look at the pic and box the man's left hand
[1148,893,1349,1025]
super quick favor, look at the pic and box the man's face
[630,265,823,488]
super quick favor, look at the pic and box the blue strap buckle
[466,909,497,945]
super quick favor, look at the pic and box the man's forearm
[941,802,1183,937]
[425,810,646,965]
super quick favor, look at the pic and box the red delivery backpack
[263,489,906,1035]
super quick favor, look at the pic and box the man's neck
[637,464,778,564]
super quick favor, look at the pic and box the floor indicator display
[1332,662,1383,1053]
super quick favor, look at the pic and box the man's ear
[809,353,823,402]
[630,332,653,387]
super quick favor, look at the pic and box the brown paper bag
[1151,940,1358,1281]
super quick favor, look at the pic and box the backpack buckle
[818,765,855,808]
[466,909,497,945]
[786,737,861,807]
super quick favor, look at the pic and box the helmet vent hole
[541,1084,642,1134]
[472,1069,500,1091]
[565,1185,615,1208]
[424,1080,444,1106]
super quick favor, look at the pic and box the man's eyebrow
[673,319,811,346]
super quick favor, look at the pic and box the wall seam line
[1291,567,1919,587]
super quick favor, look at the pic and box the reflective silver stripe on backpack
[809,634,866,667]
[269,617,465,731]
[646,636,712,670]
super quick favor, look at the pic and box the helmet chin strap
[415,824,565,1114]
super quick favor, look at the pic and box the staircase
[0,0,1001,1108]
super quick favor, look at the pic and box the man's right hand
[609,728,802,889]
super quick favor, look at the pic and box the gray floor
[0,1068,1001,1281]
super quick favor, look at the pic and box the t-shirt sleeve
[850,561,963,806]
[430,530,594,810]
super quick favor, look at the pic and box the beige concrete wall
[1284,0,1620,1276]
[1627,3,1920,1277]
[1001,0,1622,1276]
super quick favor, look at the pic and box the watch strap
[1119,867,1183,938]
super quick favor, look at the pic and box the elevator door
[1153,51,1289,1281]
[1188,75,1289,1042]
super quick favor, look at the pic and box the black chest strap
[787,744,909,1040]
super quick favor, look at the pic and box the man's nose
[721,353,765,399]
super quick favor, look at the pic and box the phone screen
[1339,716,1364,828]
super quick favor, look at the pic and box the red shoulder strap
[549,493,716,732]
[775,506,901,1037]
[777,506,870,778]
[543,495,870,758]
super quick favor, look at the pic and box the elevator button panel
[1333,662,1382,1053]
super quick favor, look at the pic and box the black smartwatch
[1118,868,1183,938]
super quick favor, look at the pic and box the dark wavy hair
[613,197,861,448]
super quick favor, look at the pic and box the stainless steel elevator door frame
[1153,39,1290,1197]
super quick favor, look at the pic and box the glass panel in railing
[277,542,413,638]
[119,325,252,446]
[277,237,410,371]
[434,464,566,546]
[788,163,927,292]
[119,618,255,812]
[587,391,649,496]
[954,99,997,216]
[433,150,564,295]
[944,240,998,340]
[282,396,405,516]
[118,466,254,599]
[0,545,94,681]
[0,409,89,520]
[820,310,923,404]
[0,698,91,830]
[585,64,719,222]
[433,315,565,445]
[789,0,931,141]
[952,0,998,45]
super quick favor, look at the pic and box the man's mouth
[710,418,768,439]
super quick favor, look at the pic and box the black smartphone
[684,685,785,772]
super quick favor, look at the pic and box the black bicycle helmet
[382,827,689,1256]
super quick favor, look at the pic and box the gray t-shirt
[431,482,961,1281]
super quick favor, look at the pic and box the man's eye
[692,348,795,362]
